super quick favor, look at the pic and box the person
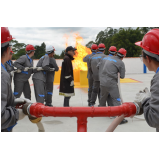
[83,44,98,106]
[88,43,106,106]
[32,45,55,104]
[13,44,35,100]
[97,46,117,107]
[59,46,77,107]
[4,47,15,82]
[134,28,159,132]
[99,48,128,124]
[45,46,59,106]
[1,27,30,132]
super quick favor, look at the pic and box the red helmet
[1,27,14,46]
[109,46,117,52]
[52,46,56,51]
[98,43,105,51]
[91,44,98,50]
[135,28,159,55]
[26,44,36,51]
[10,50,14,54]
[118,48,127,57]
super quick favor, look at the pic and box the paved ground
[13,73,156,132]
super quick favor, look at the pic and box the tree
[10,39,26,53]
[86,41,95,48]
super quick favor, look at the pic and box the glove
[16,69,21,73]
[22,102,32,115]
[14,98,25,106]
[10,71,14,77]
[70,80,74,86]
[50,68,55,71]
[28,115,42,123]
[24,67,29,71]
[134,87,151,115]
[37,67,43,71]
[18,109,26,120]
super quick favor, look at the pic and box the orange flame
[63,33,91,71]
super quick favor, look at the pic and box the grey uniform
[99,56,125,106]
[32,54,50,103]
[88,52,106,105]
[142,70,159,132]
[13,55,33,100]
[1,66,19,132]
[45,57,59,105]
[4,60,14,82]
[83,52,96,103]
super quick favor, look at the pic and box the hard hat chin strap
[1,41,9,48]
[117,52,124,58]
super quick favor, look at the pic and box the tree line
[11,27,158,60]
[86,27,159,57]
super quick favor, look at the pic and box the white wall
[13,58,154,74]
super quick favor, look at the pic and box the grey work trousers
[90,80,100,105]
[88,78,93,103]
[33,79,46,104]
[45,82,54,104]
[14,80,31,100]
[100,85,121,106]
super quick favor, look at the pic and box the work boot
[45,103,53,107]
[119,119,128,125]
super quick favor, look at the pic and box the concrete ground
[13,73,156,132]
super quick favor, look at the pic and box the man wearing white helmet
[134,28,159,132]
[45,46,59,106]
[32,45,56,104]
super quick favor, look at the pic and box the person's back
[100,55,125,86]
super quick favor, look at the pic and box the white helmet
[46,45,55,54]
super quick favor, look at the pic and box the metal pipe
[29,102,137,132]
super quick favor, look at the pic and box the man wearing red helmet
[13,44,35,100]
[134,28,159,132]
[99,48,128,124]
[88,43,106,106]
[4,46,15,82]
[1,27,31,132]
[83,44,97,106]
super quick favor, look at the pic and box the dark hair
[143,51,158,62]
[1,44,9,57]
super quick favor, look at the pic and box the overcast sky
[8,27,111,55]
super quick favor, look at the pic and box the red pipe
[29,102,137,132]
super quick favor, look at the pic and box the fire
[63,33,91,71]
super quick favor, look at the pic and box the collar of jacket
[156,67,159,74]
[65,53,74,60]
[97,52,103,54]
[26,54,32,63]
[7,60,12,66]
[92,52,96,54]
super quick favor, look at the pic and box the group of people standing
[83,43,128,124]
[1,27,159,132]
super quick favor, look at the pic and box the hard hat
[117,48,127,57]
[91,44,98,50]
[46,45,55,54]
[1,27,14,47]
[109,46,117,52]
[10,50,14,54]
[26,44,36,51]
[98,43,106,51]
[135,28,159,55]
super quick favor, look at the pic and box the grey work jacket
[13,55,33,82]
[1,67,19,130]
[142,69,159,132]
[83,52,96,79]
[4,60,14,82]
[46,57,59,83]
[99,55,125,87]
[88,52,106,81]
[32,54,50,82]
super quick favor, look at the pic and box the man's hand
[24,67,29,71]
[134,87,151,115]
[70,80,74,86]
[36,67,43,71]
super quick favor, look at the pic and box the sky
[9,27,110,55]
